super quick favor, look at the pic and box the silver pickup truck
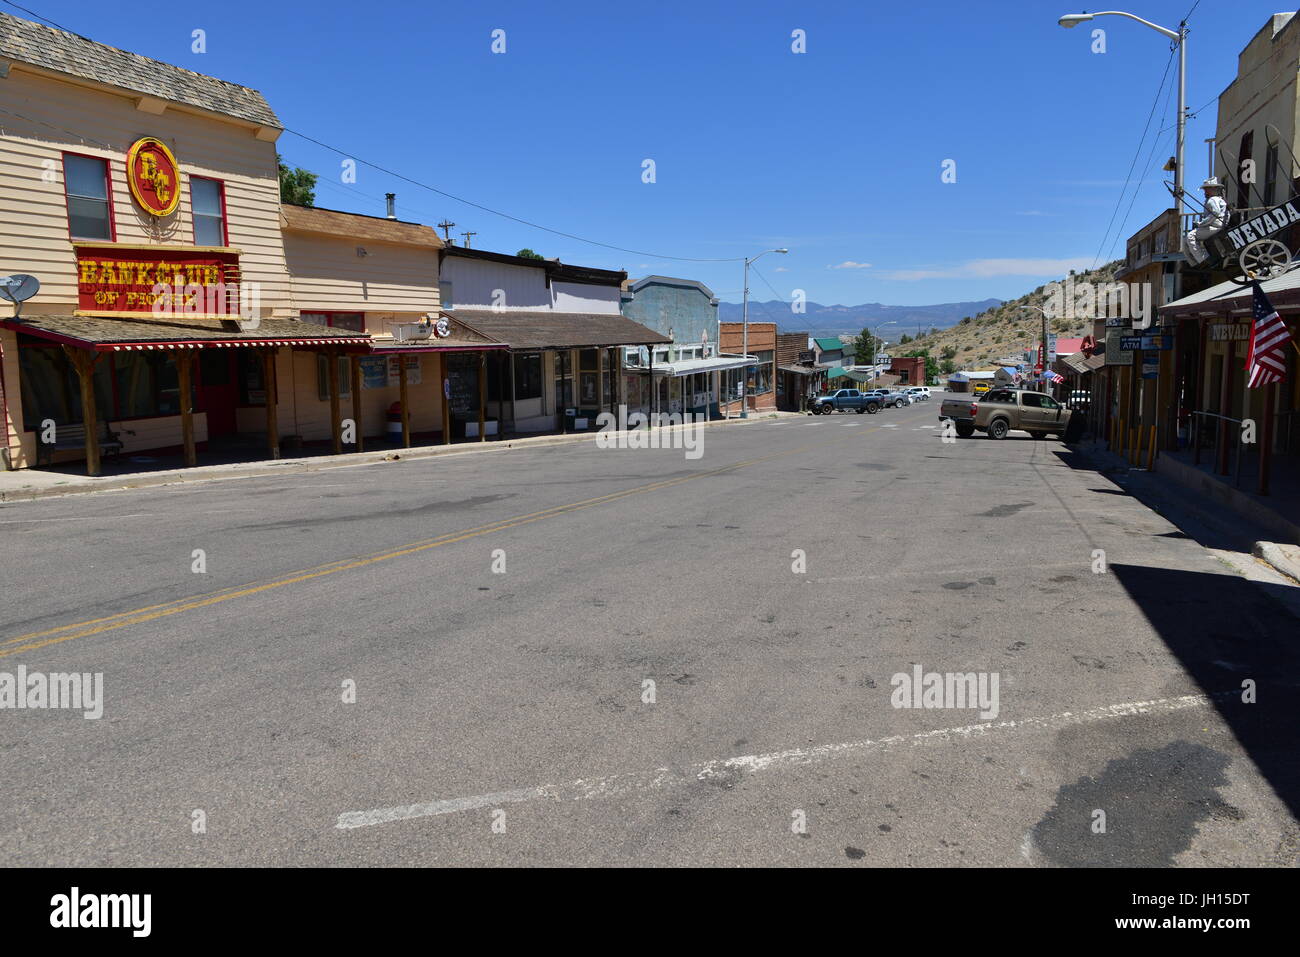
[938,387,1079,440]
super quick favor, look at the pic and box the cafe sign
[126,137,181,217]
[75,244,241,318]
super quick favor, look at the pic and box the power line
[1091,47,1176,271]
[1,0,74,33]
[281,127,745,264]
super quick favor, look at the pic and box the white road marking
[838,422,859,427]
[881,424,899,429]
[0,513,151,524]
[336,693,1216,830]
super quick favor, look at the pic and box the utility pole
[437,220,456,243]
[461,231,476,249]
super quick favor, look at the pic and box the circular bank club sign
[126,136,181,217]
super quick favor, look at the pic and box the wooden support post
[263,348,280,460]
[1147,424,1157,471]
[175,350,196,467]
[398,356,412,449]
[478,351,487,442]
[327,349,342,454]
[350,354,364,452]
[63,347,101,476]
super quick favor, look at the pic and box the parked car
[938,387,1078,440]
[904,387,931,401]
[879,390,912,408]
[810,388,882,415]
[971,381,991,396]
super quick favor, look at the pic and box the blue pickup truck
[811,388,883,415]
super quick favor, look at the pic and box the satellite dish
[0,274,39,317]
[0,274,40,302]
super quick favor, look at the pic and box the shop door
[197,351,238,436]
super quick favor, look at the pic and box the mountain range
[716,298,1004,339]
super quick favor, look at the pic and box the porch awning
[642,355,753,376]
[2,314,370,351]
[448,309,670,350]
[1161,267,1300,318]
[778,363,821,375]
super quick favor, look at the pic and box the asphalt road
[2,398,1298,866]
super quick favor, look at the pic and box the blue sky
[14,0,1284,305]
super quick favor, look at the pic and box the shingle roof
[3,314,367,347]
[449,310,670,350]
[0,12,280,128]
[282,204,442,248]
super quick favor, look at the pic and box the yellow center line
[1,419,890,659]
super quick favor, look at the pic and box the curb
[0,411,796,504]
[1252,541,1300,584]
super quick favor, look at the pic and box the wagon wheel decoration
[1232,238,1292,284]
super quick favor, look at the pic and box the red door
[197,351,238,437]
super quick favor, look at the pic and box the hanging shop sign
[126,137,181,217]
[74,244,241,318]
[1105,329,1134,366]
[1142,355,1160,379]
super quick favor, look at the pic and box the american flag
[1247,282,1292,388]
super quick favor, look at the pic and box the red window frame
[189,175,230,247]
[61,150,117,242]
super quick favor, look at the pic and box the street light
[1058,10,1187,222]
[740,248,788,418]
[1020,305,1051,394]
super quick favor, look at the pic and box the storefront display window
[513,353,542,400]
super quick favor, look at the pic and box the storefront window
[316,354,351,400]
[117,352,181,417]
[751,351,774,395]
[513,353,542,400]
[238,351,266,407]
[445,353,480,419]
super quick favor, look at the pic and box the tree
[899,333,913,345]
[516,248,544,260]
[278,155,317,207]
[940,345,958,360]
[939,358,957,375]
[854,326,878,365]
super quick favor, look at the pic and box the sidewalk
[0,410,802,503]
[1068,438,1300,587]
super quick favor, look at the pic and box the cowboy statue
[1184,177,1229,265]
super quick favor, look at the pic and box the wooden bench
[35,420,126,467]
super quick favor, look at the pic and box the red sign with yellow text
[75,245,241,318]
[126,137,181,217]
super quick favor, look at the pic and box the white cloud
[773,266,789,272]
[881,257,1094,281]
[828,261,872,270]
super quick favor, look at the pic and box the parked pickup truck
[811,388,882,415]
[938,387,1080,440]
